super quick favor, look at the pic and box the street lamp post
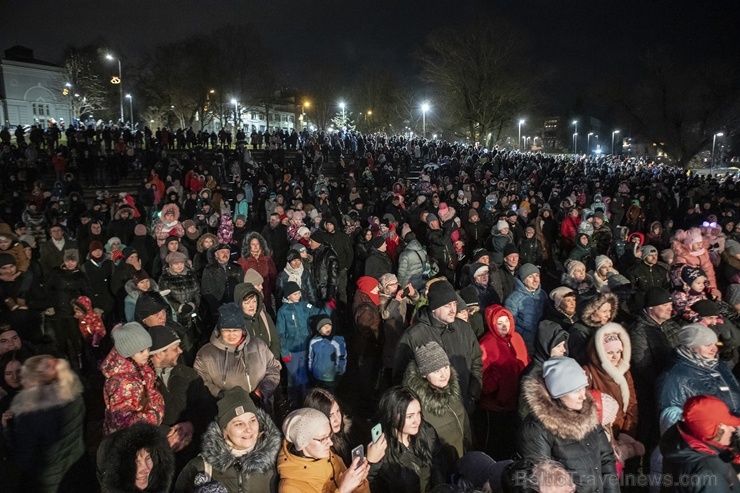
[339,101,345,122]
[105,54,124,124]
[572,120,578,153]
[612,130,620,155]
[712,132,724,173]
[421,102,430,138]
[518,119,525,150]
[125,94,133,126]
[302,101,310,129]
[522,136,527,149]
[231,99,239,129]
[587,132,594,154]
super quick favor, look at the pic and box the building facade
[0,46,71,130]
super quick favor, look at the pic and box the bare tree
[59,47,108,120]
[606,51,740,167]
[416,18,539,142]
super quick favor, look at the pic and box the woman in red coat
[476,304,529,459]
[237,232,278,312]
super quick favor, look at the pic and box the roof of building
[2,46,61,68]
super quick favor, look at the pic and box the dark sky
[1,0,737,114]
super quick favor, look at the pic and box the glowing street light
[712,132,724,172]
[105,53,124,123]
[231,99,239,129]
[125,94,133,125]
[518,119,525,150]
[572,120,578,153]
[339,101,345,121]
[587,132,594,154]
[421,102,430,138]
[611,130,621,155]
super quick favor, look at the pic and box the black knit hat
[643,286,672,308]
[503,243,519,258]
[149,325,181,354]
[217,386,258,430]
[690,299,720,317]
[459,286,479,306]
[134,291,168,323]
[310,230,327,244]
[283,281,301,297]
[427,280,458,311]
[371,236,385,249]
[218,303,245,330]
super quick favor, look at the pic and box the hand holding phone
[371,423,383,443]
[351,444,365,469]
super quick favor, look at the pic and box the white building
[242,108,297,133]
[0,46,71,129]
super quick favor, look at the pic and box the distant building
[0,46,71,129]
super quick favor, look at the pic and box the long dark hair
[303,388,351,465]
[377,386,434,468]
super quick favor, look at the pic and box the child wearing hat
[308,316,347,392]
[102,322,164,435]
[276,281,333,403]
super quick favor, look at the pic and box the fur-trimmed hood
[100,423,175,493]
[585,322,632,412]
[115,205,135,220]
[521,375,600,441]
[579,292,619,329]
[241,231,272,259]
[200,407,281,474]
[403,361,462,417]
[196,233,218,253]
[10,359,83,416]
[160,203,180,222]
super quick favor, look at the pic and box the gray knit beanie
[282,408,329,451]
[112,322,152,358]
[677,323,718,348]
[518,263,540,281]
[542,357,588,399]
[414,341,450,376]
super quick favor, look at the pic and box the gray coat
[397,240,426,287]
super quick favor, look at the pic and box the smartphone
[351,444,365,468]
[371,423,383,443]
[402,287,411,298]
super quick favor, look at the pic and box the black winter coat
[365,249,393,280]
[158,267,201,316]
[46,265,89,315]
[201,261,242,315]
[627,261,669,293]
[426,228,454,267]
[518,376,619,493]
[326,229,354,271]
[310,243,339,301]
[81,258,115,314]
[156,364,215,449]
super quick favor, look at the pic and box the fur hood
[160,203,180,222]
[521,376,600,441]
[100,423,175,493]
[241,231,272,259]
[579,292,619,329]
[125,278,161,298]
[200,407,281,474]
[403,361,462,417]
[115,205,135,220]
[11,359,83,416]
[196,233,218,253]
[586,322,632,412]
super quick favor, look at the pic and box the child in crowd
[276,281,332,404]
[308,316,347,392]
[72,295,106,369]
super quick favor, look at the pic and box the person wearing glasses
[277,407,372,493]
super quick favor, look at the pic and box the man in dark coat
[107,205,137,245]
[629,286,681,452]
[149,325,215,471]
[627,244,669,294]
[80,240,116,326]
[364,236,393,280]
[200,243,242,325]
[39,224,79,278]
[393,280,482,414]
[260,212,288,271]
[307,231,339,304]
[323,217,354,308]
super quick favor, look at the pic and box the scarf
[284,262,304,285]
[677,346,719,370]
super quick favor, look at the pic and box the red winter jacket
[101,348,164,435]
[73,296,106,345]
[479,304,530,412]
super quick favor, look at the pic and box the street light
[518,119,525,150]
[105,53,124,124]
[231,99,239,129]
[572,120,578,153]
[302,101,310,129]
[587,132,594,154]
[339,101,345,121]
[612,130,620,155]
[522,136,527,149]
[712,132,724,173]
[125,94,133,126]
[421,102,430,138]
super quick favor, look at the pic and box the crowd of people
[1,125,740,493]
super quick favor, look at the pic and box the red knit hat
[356,276,380,305]
[683,395,740,441]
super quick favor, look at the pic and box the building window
[289,115,294,123]
[32,102,51,119]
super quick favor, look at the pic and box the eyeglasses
[702,221,718,228]
[313,435,331,445]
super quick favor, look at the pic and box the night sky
[1,0,737,114]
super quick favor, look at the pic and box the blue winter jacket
[658,351,740,431]
[276,300,330,358]
[309,335,347,382]
[504,278,548,352]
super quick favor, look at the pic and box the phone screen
[371,423,382,443]
[351,445,365,468]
